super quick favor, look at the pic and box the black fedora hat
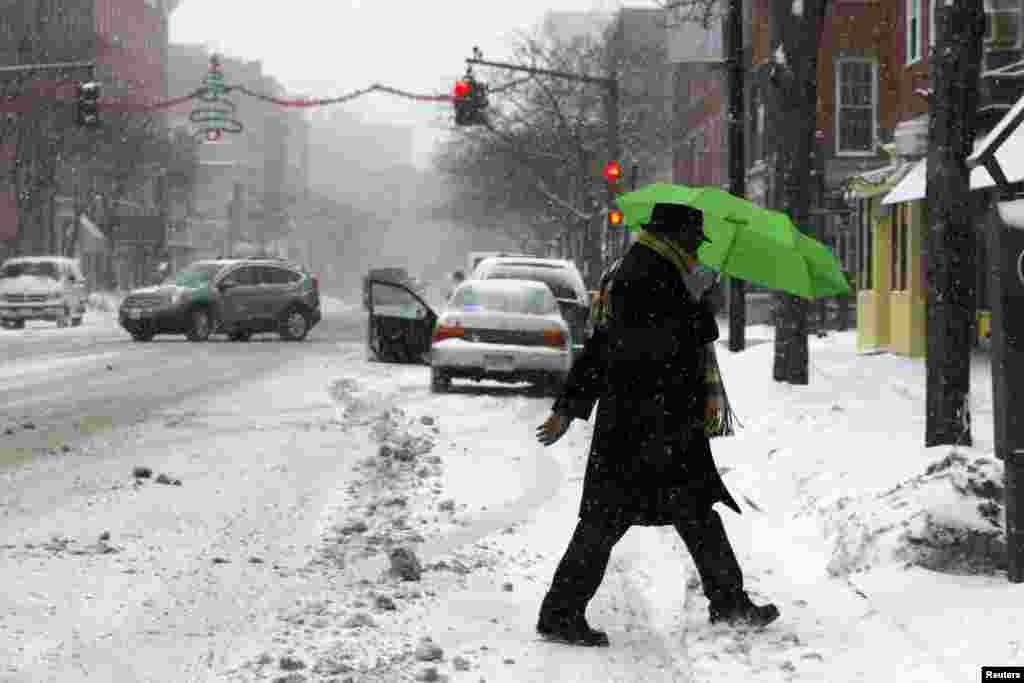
[646,203,712,243]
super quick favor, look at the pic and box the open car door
[367,279,437,363]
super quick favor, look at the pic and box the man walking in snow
[534,202,779,647]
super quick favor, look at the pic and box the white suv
[0,256,88,329]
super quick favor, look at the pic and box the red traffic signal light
[603,161,623,184]
[609,209,624,226]
[454,80,472,99]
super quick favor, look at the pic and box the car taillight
[543,328,567,349]
[432,323,464,343]
[312,274,319,290]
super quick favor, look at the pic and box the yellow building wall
[857,208,892,351]
[887,201,927,357]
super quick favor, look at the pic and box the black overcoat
[553,242,741,525]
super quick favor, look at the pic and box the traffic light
[76,81,100,128]
[603,161,624,193]
[608,208,624,227]
[454,76,487,126]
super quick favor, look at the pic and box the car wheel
[279,306,310,341]
[430,367,451,393]
[186,307,213,342]
[9,319,25,330]
[131,330,154,342]
[72,315,83,327]
[56,305,71,328]
[227,330,251,342]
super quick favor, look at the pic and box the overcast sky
[170,0,639,168]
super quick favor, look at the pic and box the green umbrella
[616,182,850,299]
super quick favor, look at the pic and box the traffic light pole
[725,0,747,353]
[466,56,621,283]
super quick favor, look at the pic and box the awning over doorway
[845,162,915,200]
[882,133,1024,205]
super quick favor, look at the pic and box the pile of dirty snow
[809,446,1005,576]
[224,391,506,682]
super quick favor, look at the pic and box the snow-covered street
[3,306,1024,682]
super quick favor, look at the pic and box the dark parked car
[119,257,321,342]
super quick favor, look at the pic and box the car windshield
[168,263,223,287]
[485,267,580,300]
[0,261,60,280]
[450,282,557,315]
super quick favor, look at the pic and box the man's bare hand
[536,412,571,446]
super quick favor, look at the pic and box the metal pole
[989,192,1024,582]
[726,0,747,352]
[625,162,639,252]
[605,76,621,273]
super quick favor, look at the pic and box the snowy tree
[766,0,829,385]
[924,0,985,446]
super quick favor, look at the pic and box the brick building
[0,0,178,286]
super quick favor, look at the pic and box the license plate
[483,354,515,372]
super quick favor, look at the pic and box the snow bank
[812,447,1005,576]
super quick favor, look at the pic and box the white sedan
[430,279,573,394]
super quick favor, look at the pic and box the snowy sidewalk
[287,328,1024,683]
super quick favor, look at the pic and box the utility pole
[227,181,243,258]
[466,55,620,286]
[625,162,639,252]
[725,0,747,352]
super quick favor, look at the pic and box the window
[835,59,877,155]
[692,129,706,184]
[908,0,922,62]
[890,205,910,291]
[985,0,1023,48]
[228,267,259,286]
[859,201,874,290]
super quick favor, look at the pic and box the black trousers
[539,509,744,621]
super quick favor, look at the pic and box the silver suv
[119,257,322,342]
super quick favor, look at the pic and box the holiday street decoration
[189,54,243,142]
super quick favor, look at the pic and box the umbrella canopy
[616,183,851,299]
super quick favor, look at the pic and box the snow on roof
[884,131,1024,205]
[483,257,574,269]
[455,278,553,294]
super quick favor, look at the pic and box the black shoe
[709,593,780,628]
[537,615,610,647]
